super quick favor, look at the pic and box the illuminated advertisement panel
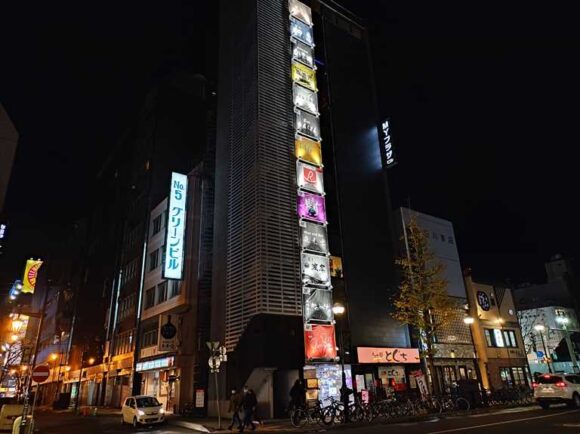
[295,136,322,166]
[357,347,421,364]
[300,220,328,253]
[292,62,317,91]
[288,0,313,25]
[297,191,326,223]
[290,16,314,46]
[304,289,333,322]
[295,109,320,140]
[304,324,337,360]
[163,172,188,279]
[293,83,319,115]
[22,259,43,294]
[330,256,343,278]
[292,41,314,69]
[301,252,331,287]
[297,161,324,194]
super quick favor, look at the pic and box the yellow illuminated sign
[296,136,322,166]
[292,62,317,91]
[22,259,43,294]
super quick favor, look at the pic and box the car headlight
[137,410,145,416]
[159,408,165,414]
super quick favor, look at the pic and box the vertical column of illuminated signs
[288,0,337,363]
[163,172,188,280]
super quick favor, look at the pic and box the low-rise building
[464,272,530,390]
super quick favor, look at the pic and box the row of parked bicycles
[289,388,534,427]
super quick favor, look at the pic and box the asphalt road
[33,411,191,434]
[32,405,580,433]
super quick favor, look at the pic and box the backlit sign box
[163,172,188,280]
[357,347,420,364]
[380,119,396,169]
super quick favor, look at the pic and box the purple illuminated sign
[297,192,326,223]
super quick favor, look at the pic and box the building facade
[213,0,411,416]
[394,207,477,392]
[464,273,530,390]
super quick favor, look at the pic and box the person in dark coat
[289,379,306,410]
[228,387,243,430]
[240,386,257,432]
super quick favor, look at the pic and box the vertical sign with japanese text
[163,172,188,280]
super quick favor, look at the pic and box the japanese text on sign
[163,172,188,279]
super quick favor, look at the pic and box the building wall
[0,103,18,214]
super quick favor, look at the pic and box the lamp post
[207,342,227,429]
[534,325,553,374]
[555,316,579,373]
[463,316,488,406]
[332,303,349,423]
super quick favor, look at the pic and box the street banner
[293,84,319,115]
[292,41,314,69]
[301,252,331,287]
[303,288,333,323]
[297,161,324,194]
[21,259,43,294]
[295,136,322,166]
[297,191,326,223]
[414,373,430,398]
[163,172,188,280]
[304,324,337,360]
[290,16,314,47]
[295,109,320,140]
[292,62,317,91]
[289,0,313,25]
[300,220,328,253]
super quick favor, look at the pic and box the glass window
[499,368,512,387]
[157,281,168,303]
[152,214,162,235]
[149,249,159,271]
[537,375,563,384]
[502,330,517,348]
[145,287,155,309]
[493,329,505,347]
[170,280,181,298]
[512,367,526,386]
[484,329,494,347]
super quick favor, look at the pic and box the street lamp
[555,316,579,373]
[11,319,24,334]
[332,303,350,422]
[534,324,553,374]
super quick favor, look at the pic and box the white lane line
[427,410,578,434]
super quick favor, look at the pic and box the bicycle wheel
[455,397,470,411]
[321,406,335,426]
[291,408,307,427]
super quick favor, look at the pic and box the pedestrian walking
[240,386,257,432]
[228,387,243,430]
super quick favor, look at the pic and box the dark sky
[1,0,579,284]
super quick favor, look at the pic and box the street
[33,406,580,434]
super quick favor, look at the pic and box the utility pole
[207,342,227,429]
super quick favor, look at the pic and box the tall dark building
[213,0,412,417]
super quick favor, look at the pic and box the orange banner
[304,324,337,361]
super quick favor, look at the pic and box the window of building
[142,328,158,348]
[157,281,168,304]
[512,367,526,386]
[170,280,181,298]
[484,329,494,347]
[499,368,513,387]
[114,330,134,356]
[152,214,162,235]
[149,249,159,271]
[145,287,155,309]
[502,330,518,348]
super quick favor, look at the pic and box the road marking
[427,410,577,433]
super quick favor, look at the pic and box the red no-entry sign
[31,365,50,383]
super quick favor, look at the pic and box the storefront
[137,355,178,412]
[354,347,422,399]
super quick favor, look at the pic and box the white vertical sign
[163,172,188,279]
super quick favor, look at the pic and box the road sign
[31,365,50,383]
[536,351,545,359]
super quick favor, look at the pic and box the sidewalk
[167,416,294,433]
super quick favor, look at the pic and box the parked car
[534,373,580,409]
[121,396,165,427]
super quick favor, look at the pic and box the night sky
[1,0,578,285]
